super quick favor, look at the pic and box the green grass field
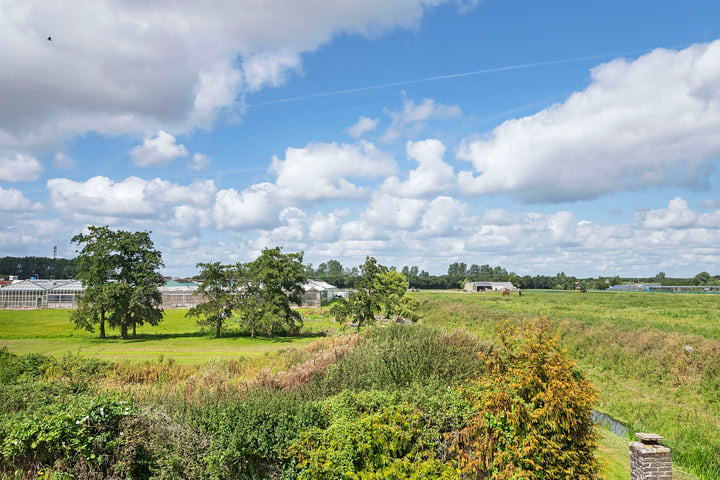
[0,308,338,363]
[416,289,720,338]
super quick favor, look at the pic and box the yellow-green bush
[452,317,600,479]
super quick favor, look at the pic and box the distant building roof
[465,281,515,288]
[608,283,660,292]
[0,279,83,292]
[163,280,199,287]
[303,279,337,292]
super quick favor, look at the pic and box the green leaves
[330,257,420,331]
[453,317,600,479]
[71,226,164,339]
[186,262,238,338]
[187,247,307,338]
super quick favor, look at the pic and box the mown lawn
[0,308,338,363]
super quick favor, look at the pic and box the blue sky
[1,0,720,278]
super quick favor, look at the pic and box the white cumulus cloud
[641,197,698,229]
[270,141,396,203]
[0,0,475,151]
[213,183,280,230]
[0,187,42,212]
[309,209,349,242]
[458,40,720,202]
[382,95,461,142]
[51,153,76,169]
[130,131,189,167]
[47,176,216,219]
[362,192,426,229]
[187,153,212,171]
[348,116,380,138]
[381,139,455,197]
[0,154,42,182]
[419,196,467,236]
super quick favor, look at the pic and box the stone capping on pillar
[630,432,672,480]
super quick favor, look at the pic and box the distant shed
[463,281,517,293]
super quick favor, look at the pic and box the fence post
[629,432,672,479]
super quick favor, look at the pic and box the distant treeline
[0,256,78,280]
[3,255,716,290]
[306,260,718,291]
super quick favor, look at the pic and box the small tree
[331,257,384,332]
[331,257,419,331]
[374,270,408,318]
[694,271,711,286]
[186,262,237,338]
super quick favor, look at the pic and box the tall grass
[314,325,487,395]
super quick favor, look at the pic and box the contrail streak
[246,48,652,109]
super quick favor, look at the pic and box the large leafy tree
[71,226,118,339]
[111,230,165,338]
[71,226,164,339]
[246,247,306,338]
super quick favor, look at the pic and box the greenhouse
[0,279,84,309]
[159,281,202,308]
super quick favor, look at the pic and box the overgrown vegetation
[0,319,599,479]
[416,291,719,479]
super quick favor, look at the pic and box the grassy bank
[3,322,600,479]
[415,290,718,479]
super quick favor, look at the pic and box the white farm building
[463,281,517,293]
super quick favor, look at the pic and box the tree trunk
[216,320,221,338]
[121,314,129,339]
[99,310,106,339]
[132,322,136,338]
[251,321,255,339]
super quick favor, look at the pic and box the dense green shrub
[0,319,603,479]
[289,390,464,480]
[1,394,141,479]
[182,388,324,479]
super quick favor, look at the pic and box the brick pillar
[629,433,672,480]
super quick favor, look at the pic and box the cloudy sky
[2,0,720,278]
